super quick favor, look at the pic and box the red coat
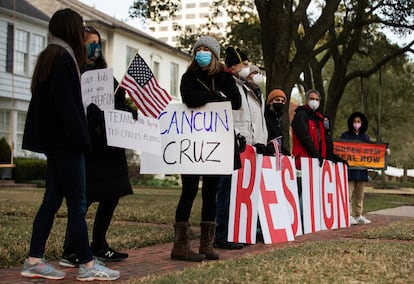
[291,105,327,169]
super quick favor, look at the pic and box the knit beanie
[193,36,220,60]
[225,47,248,67]
[267,89,287,105]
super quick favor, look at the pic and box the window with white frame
[126,46,138,67]
[153,61,160,79]
[13,29,46,75]
[0,111,11,140]
[16,112,26,154]
[170,62,179,98]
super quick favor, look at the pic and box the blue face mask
[195,51,212,67]
[87,42,101,61]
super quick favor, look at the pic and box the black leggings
[63,198,119,253]
[175,174,220,223]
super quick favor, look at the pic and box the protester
[291,89,327,170]
[263,88,290,155]
[340,112,371,225]
[214,49,268,250]
[20,9,119,281]
[172,35,241,262]
[60,26,133,268]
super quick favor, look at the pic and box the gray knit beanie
[193,36,220,60]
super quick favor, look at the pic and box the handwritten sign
[104,109,161,155]
[140,102,234,174]
[81,68,114,112]
[333,140,387,169]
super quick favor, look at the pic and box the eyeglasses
[84,26,96,32]
[308,97,320,101]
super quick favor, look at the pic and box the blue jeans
[215,174,232,241]
[29,153,93,264]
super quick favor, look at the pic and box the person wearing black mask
[264,89,290,155]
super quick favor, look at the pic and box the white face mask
[252,73,263,85]
[238,66,250,80]
[308,100,320,111]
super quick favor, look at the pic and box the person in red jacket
[291,89,327,171]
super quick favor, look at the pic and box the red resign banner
[333,140,387,169]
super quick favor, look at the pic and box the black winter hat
[225,47,248,67]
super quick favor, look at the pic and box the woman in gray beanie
[171,35,241,262]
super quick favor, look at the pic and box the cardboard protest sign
[81,68,114,112]
[300,158,350,234]
[104,109,161,155]
[333,140,387,169]
[140,102,235,174]
[228,153,349,244]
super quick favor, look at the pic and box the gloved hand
[253,143,266,154]
[236,134,246,153]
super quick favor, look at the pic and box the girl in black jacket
[171,35,241,262]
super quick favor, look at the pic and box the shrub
[0,137,11,164]
[13,158,47,182]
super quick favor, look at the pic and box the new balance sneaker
[350,216,357,225]
[21,258,65,280]
[356,215,371,224]
[59,252,81,268]
[77,259,120,281]
[93,247,128,262]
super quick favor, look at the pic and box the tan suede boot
[171,222,206,262]
[199,221,219,260]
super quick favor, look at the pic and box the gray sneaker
[77,258,120,281]
[21,258,65,280]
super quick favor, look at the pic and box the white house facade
[0,0,192,158]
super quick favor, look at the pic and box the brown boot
[199,222,219,260]
[171,222,206,262]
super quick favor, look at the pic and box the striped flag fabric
[119,53,171,118]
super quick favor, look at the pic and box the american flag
[119,53,171,118]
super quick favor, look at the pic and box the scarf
[48,35,80,77]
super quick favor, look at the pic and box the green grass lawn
[1,186,414,282]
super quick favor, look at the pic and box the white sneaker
[349,216,357,225]
[356,215,371,224]
[77,258,120,281]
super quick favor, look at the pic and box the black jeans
[215,174,232,240]
[175,174,220,222]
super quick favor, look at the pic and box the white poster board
[81,68,114,112]
[140,102,235,174]
[104,109,161,155]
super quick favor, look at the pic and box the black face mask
[271,102,284,113]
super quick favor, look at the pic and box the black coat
[84,78,134,202]
[23,51,91,156]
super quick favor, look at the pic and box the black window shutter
[6,23,14,73]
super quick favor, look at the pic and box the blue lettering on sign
[160,109,229,135]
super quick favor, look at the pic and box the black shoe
[214,240,244,250]
[59,252,81,268]
[93,247,128,262]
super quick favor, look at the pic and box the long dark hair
[31,9,85,92]
[84,25,107,69]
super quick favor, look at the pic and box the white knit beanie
[193,36,220,60]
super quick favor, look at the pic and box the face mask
[324,121,330,130]
[252,73,263,85]
[271,102,284,113]
[353,122,361,130]
[87,42,101,61]
[195,50,212,67]
[238,66,250,80]
[308,100,320,111]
